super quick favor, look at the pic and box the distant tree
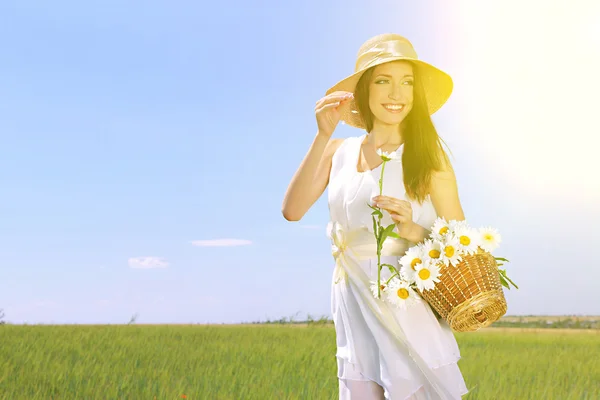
[0,308,5,325]
[128,312,139,325]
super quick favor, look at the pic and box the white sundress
[327,133,470,399]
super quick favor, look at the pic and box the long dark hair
[354,61,453,204]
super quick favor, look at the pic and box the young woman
[282,33,470,399]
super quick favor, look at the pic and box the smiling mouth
[382,103,405,112]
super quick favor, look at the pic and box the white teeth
[384,104,404,111]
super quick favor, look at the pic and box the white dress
[327,133,470,399]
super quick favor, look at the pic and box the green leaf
[387,231,401,239]
[503,274,519,289]
[372,216,378,240]
[380,223,396,243]
[498,274,510,289]
[377,225,386,247]
[498,269,519,290]
[494,257,510,262]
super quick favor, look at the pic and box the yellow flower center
[410,258,421,270]
[380,284,386,291]
[439,226,449,235]
[418,269,431,280]
[460,235,470,245]
[397,288,409,299]
[445,246,455,257]
[484,233,493,241]
[429,249,440,258]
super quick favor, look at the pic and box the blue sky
[1,1,599,324]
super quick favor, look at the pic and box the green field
[1,325,598,399]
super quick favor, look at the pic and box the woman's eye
[374,79,413,85]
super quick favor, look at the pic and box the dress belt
[327,222,410,284]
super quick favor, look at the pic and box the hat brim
[325,57,453,129]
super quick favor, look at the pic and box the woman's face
[368,61,414,126]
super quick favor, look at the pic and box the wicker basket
[417,248,507,332]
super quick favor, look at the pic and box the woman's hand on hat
[371,195,415,240]
[315,91,354,138]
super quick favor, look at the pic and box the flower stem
[376,161,386,297]
[386,272,399,284]
[379,162,386,195]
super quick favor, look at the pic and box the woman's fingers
[391,213,411,224]
[315,92,354,108]
[374,196,410,208]
[376,200,409,213]
[315,101,345,113]
[374,196,412,223]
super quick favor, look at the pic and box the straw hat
[325,33,453,129]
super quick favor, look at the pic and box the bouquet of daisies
[373,218,518,310]
[365,149,517,313]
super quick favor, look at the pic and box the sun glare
[442,1,600,203]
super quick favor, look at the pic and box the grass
[1,323,599,399]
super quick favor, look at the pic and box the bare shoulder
[314,137,345,186]
[429,148,465,221]
[431,148,456,180]
[325,137,345,157]
[317,137,345,177]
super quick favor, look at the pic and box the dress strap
[352,134,367,173]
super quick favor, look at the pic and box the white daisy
[479,226,502,253]
[386,279,420,310]
[370,279,389,299]
[440,234,463,267]
[413,259,441,291]
[422,238,444,263]
[453,225,479,255]
[448,219,469,235]
[376,148,401,162]
[398,245,425,283]
[430,217,451,241]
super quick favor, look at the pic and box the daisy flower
[422,239,444,263]
[398,245,424,283]
[430,217,451,241]
[478,226,501,253]
[413,259,441,291]
[448,219,469,235]
[386,279,420,310]
[440,234,463,267]
[370,279,389,299]
[376,148,402,162]
[453,225,479,255]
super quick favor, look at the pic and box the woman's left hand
[372,195,415,240]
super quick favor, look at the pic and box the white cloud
[128,257,169,269]
[191,239,252,247]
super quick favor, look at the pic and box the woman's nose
[388,91,402,100]
[388,86,403,100]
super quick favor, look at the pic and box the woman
[282,33,470,399]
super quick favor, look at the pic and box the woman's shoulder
[329,134,363,159]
